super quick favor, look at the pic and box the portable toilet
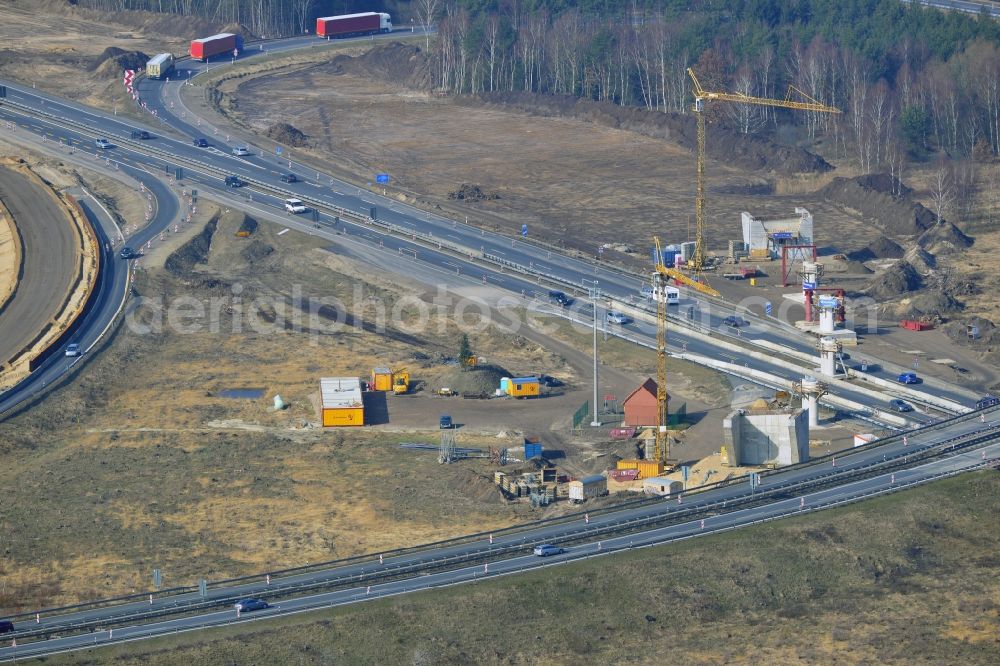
[371,367,393,392]
[509,377,540,398]
[500,377,512,395]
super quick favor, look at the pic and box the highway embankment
[0,196,23,314]
[0,159,99,390]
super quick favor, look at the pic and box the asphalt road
[901,0,1000,17]
[0,159,178,417]
[0,26,980,426]
[0,166,79,365]
[1,406,996,661]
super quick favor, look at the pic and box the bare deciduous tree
[929,163,956,224]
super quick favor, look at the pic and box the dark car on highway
[192,137,209,147]
[889,399,913,412]
[723,315,747,327]
[131,130,151,140]
[897,372,920,385]
[548,290,572,307]
[119,246,138,260]
[233,599,269,613]
[224,175,244,188]
[279,173,298,183]
[439,414,453,429]
[976,396,1000,410]
[0,620,14,634]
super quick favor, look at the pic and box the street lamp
[584,279,601,427]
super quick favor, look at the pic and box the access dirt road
[0,164,80,370]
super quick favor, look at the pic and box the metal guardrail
[6,408,999,641]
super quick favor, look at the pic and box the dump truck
[189,33,244,62]
[316,12,392,38]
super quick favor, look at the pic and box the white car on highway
[95,138,112,149]
[606,311,631,325]
[232,146,250,156]
[284,198,307,214]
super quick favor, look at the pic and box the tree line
[75,0,1000,171]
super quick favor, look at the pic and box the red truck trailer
[189,33,244,62]
[316,12,392,38]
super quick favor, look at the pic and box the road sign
[765,301,772,315]
[199,579,207,598]
[521,224,528,237]
[153,569,161,588]
[802,281,816,290]
[681,465,690,482]
[233,48,239,58]
[275,146,283,155]
[376,173,389,184]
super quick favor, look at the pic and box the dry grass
[40,470,1000,665]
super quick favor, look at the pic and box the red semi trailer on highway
[189,33,244,62]
[316,12,392,38]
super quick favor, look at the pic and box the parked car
[284,198,307,213]
[95,138,112,149]
[224,175,244,188]
[606,311,631,325]
[65,343,81,357]
[439,414,453,429]
[0,620,14,634]
[976,396,1000,410]
[279,173,298,183]
[119,246,138,260]
[548,290,572,307]
[192,137,209,147]
[233,599,269,613]
[723,315,747,327]
[889,399,913,412]
[232,146,250,156]
[897,372,920,385]
[533,544,565,557]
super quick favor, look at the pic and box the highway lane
[0,152,178,416]
[901,0,1000,18]
[0,166,80,364]
[2,70,980,412]
[0,103,949,427]
[2,410,997,661]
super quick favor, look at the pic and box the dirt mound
[91,47,149,74]
[321,42,433,90]
[819,175,936,237]
[942,316,1000,355]
[165,218,217,275]
[241,240,274,264]
[713,181,774,195]
[434,363,511,396]
[903,245,937,274]
[917,219,973,255]
[847,235,905,262]
[449,184,500,201]
[865,261,922,299]
[897,289,962,319]
[265,123,308,148]
[466,92,832,175]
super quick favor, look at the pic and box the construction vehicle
[392,368,410,395]
[462,354,478,367]
[686,68,841,271]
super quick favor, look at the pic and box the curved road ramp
[0,158,100,390]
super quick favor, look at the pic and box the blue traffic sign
[521,224,528,237]
[275,146,283,155]
[765,302,772,315]
[376,173,389,184]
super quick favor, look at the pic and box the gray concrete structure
[741,207,813,258]
[723,403,810,466]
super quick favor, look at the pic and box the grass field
[34,470,1000,665]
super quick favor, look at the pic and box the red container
[317,13,381,38]
[190,33,243,62]
[609,427,636,440]
[900,320,934,331]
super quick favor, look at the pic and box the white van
[284,198,307,213]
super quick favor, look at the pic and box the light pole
[585,279,601,426]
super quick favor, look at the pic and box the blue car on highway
[234,598,269,613]
[897,372,920,385]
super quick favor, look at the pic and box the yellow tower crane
[686,68,842,271]
[649,236,721,470]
